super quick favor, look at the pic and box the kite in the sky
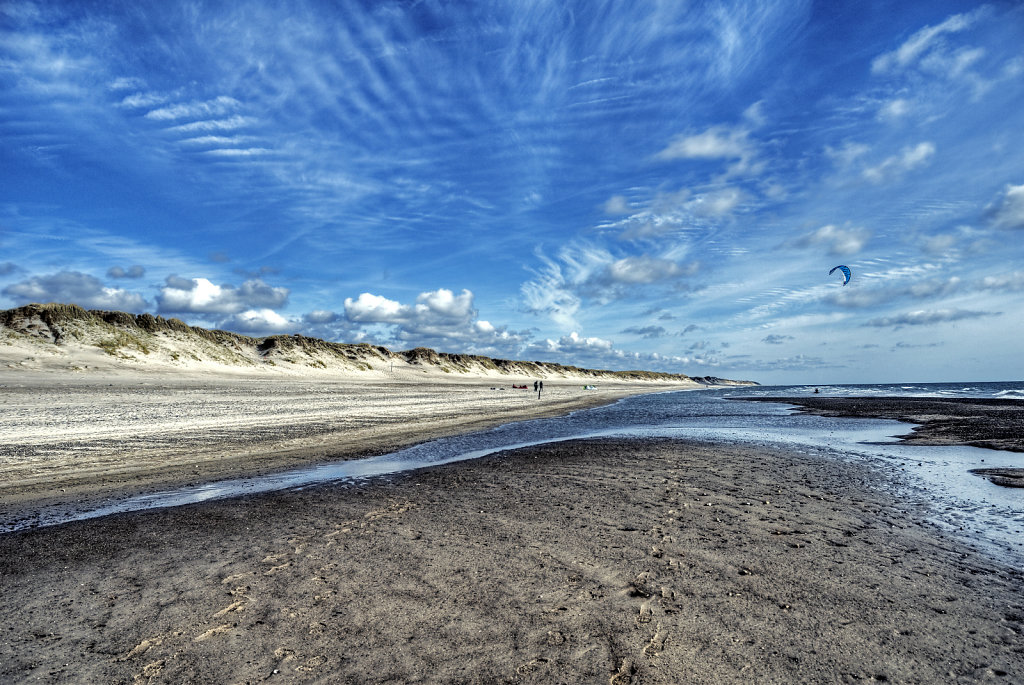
[829,264,852,286]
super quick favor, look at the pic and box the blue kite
[829,264,852,286]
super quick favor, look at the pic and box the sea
[4,381,1023,566]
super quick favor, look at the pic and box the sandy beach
[2,435,1022,684]
[2,377,1024,683]
[0,373,673,518]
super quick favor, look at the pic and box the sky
[2,1,1023,385]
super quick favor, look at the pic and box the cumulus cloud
[344,292,407,323]
[985,183,1024,230]
[155,276,289,314]
[864,308,996,328]
[220,308,294,335]
[547,331,613,354]
[304,309,339,324]
[343,288,528,356]
[2,271,148,312]
[0,261,21,276]
[789,224,870,256]
[862,142,935,183]
[107,265,145,279]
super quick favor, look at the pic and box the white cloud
[603,195,631,215]
[343,292,407,322]
[825,141,870,168]
[656,124,759,176]
[605,256,685,284]
[871,10,982,74]
[862,142,935,183]
[693,187,744,217]
[203,148,271,157]
[156,276,289,314]
[977,271,1024,292]
[144,96,242,121]
[878,98,911,120]
[166,116,258,133]
[342,288,525,355]
[1,271,148,312]
[118,92,168,109]
[790,224,870,256]
[985,183,1024,230]
[107,77,146,91]
[221,308,293,334]
[546,331,614,353]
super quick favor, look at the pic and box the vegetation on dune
[0,303,757,384]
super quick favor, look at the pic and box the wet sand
[746,396,1024,489]
[746,396,1024,452]
[1,438,1022,684]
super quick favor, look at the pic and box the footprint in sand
[635,603,653,626]
[132,659,164,685]
[117,637,162,661]
[609,657,636,684]
[220,571,254,585]
[643,624,668,656]
[212,600,246,618]
[515,657,550,676]
[193,624,232,642]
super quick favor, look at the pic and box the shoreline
[741,396,1024,452]
[0,376,691,518]
[2,436,1021,683]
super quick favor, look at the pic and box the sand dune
[1,303,751,386]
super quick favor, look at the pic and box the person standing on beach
[533,380,538,392]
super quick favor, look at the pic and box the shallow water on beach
[5,382,1023,565]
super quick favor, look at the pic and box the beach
[0,373,671,518]
[2,379,1024,683]
[2,436,1022,683]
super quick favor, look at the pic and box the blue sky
[2,1,1023,384]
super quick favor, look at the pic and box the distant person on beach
[533,380,538,392]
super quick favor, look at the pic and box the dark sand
[2,438,1021,684]
[746,396,1024,452]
